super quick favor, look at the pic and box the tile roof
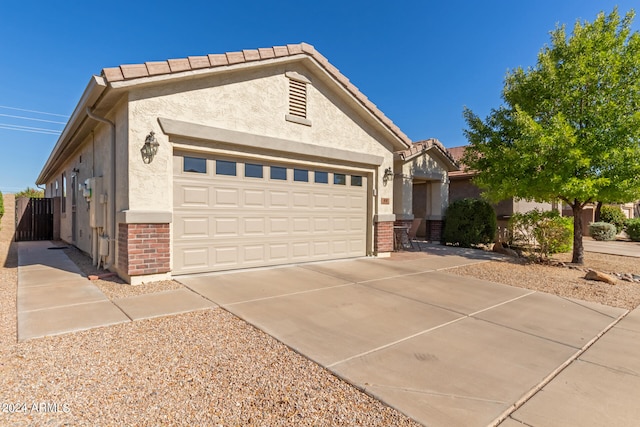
[397,138,458,168]
[101,42,411,147]
[447,145,476,177]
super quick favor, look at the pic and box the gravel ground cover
[3,192,640,425]
[446,251,640,310]
[0,194,420,426]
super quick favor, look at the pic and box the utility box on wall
[85,177,105,228]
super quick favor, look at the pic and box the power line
[0,105,69,118]
[0,123,61,135]
[0,112,67,125]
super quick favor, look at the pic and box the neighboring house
[447,145,554,234]
[36,43,454,284]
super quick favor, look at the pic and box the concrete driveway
[180,253,626,426]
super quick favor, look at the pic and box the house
[36,43,456,284]
[447,145,554,234]
[394,139,458,240]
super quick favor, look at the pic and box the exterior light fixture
[141,131,160,164]
[382,167,394,185]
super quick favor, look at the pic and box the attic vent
[285,71,312,126]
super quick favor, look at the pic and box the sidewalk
[583,238,640,258]
[17,241,214,341]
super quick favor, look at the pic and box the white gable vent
[285,71,312,126]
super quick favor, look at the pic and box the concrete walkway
[16,241,214,341]
[180,252,639,427]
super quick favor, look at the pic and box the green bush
[625,218,640,241]
[600,205,626,234]
[589,222,617,241]
[509,210,573,260]
[15,187,44,199]
[443,198,496,247]
[0,191,4,219]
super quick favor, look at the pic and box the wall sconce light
[71,168,80,178]
[382,167,394,185]
[141,131,160,164]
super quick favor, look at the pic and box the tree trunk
[594,201,603,222]
[571,203,584,264]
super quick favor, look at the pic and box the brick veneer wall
[374,221,394,253]
[118,223,170,276]
[427,219,443,242]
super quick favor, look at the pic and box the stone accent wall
[118,223,170,276]
[374,221,394,253]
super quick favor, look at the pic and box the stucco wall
[45,101,128,269]
[126,62,397,217]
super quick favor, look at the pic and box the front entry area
[173,151,370,275]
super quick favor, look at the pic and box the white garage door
[173,152,368,275]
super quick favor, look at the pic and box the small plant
[442,198,496,247]
[600,205,626,234]
[589,222,617,241]
[625,218,640,242]
[509,209,572,260]
[14,187,44,199]
[0,191,4,219]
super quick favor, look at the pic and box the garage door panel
[244,217,266,235]
[244,189,266,206]
[269,217,289,234]
[214,218,239,236]
[270,191,289,207]
[174,154,368,274]
[293,192,311,208]
[215,188,239,206]
[181,217,209,238]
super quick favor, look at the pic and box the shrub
[14,187,44,199]
[600,205,626,234]
[589,222,617,241]
[509,210,573,260]
[0,191,4,219]
[443,198,496,247]
[625,218,640,241]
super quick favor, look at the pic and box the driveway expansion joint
[488,310,630,427]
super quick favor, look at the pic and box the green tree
[463,8,640,264]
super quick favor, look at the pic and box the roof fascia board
[158,117,384,167]
[37,75,107,184]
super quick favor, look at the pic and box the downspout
[86,107,116,270]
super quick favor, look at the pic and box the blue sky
[0,1,637,193]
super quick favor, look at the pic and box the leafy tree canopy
[463,8,640,263]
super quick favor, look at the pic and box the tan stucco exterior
[38,45,426,283]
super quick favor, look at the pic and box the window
[314,171,328,184]
[61,173,67,213]
[294,169,309,182]
[334,173,346,185]
[216,160,236,176]
[184,156,206,173]
[285,71,311,126]
[270,166,287,180]
[55,180,59,196]
[245,163,263,178]
[351,175,363,186]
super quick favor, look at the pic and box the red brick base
[118,223,170,276]
[426,220,443,242]
[374,221,394,253]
